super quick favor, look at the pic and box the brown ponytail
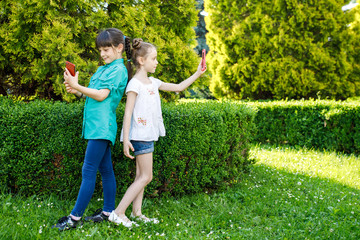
[124,36,133,81]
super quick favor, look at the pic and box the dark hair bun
[132,38,143,49]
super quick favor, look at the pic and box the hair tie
[127,59,131,62]
[124,35,126,40]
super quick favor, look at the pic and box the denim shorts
[130,140,154,156]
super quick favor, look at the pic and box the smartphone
[65,61,76,76]
[201,49,206,71]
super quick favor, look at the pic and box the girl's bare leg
[132,159,145,215]
[114,153,153,216]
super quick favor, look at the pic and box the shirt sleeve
[151,77,163,89]
[125,78,140,95]
[99,66,124,91]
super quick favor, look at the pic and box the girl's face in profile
[142,47,158,73]
[99,45,122,64]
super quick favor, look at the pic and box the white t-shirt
[120,77,166,142]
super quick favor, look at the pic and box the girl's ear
[116,43,124,54]
[137,56,144,66]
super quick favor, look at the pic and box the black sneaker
[52,216,82,231]
[84,208,109,223]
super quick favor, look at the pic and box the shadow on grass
[220,151,360,239]
[1,146,360,240]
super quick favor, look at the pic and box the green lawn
[1,144,359,239]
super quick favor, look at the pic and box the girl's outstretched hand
[123,140,135,159]
[196,59,207,75]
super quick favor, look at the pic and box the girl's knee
[99,167,115,178]
[138,174,152,185]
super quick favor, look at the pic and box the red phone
[201,49,206,71]
[65,61,76,76]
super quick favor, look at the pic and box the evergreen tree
[194,0,209,55]
[0,0,200,101]
[348,2,360,89]
[205,0,360,100]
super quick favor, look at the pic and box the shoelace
[57,216,70,224]
[91,208,102,216]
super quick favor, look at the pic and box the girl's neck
[108,57,122,65]
[134,69,151,84]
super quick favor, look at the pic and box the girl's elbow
[99,93,110,101]
[96,95,107,102]
[176,85,185,92]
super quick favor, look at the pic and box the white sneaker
[130,212,159,224]
[108,211,139,228]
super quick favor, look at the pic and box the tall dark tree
[194,0,209,55]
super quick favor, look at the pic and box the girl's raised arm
[159,60,206,92]
[64,68,110,102]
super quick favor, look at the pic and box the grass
[1,144,360,239]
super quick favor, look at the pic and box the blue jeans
[71,139,116,217]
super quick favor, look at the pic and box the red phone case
[201,49,206,71]
[65,61,76,76]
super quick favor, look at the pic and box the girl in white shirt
[108,38,207,227]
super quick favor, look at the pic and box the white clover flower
[297,182,301,185]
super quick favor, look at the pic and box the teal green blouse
[82,58,127,145]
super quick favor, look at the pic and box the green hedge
[0,97,256,197]
[248,100,360,154]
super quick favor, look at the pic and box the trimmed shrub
[249,99,360,154]
[0,97,256,197]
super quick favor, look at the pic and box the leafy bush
[249,99,360,153]
[205,0,360,100]
[0,0,200,101]
[0,97,256,197]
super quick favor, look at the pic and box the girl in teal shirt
[53,28,131,231]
